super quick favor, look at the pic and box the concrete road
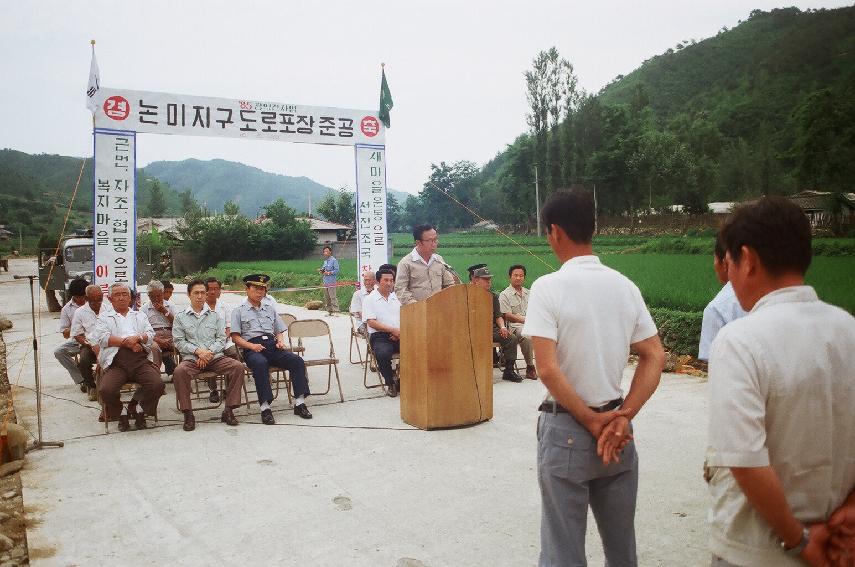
[0,258,711,566]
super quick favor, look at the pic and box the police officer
[230,274,312,424]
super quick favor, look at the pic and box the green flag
[379,68,393,128]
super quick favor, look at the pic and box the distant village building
[708,202,735,214]
[137,217,183,239]
[297,217,351,242]
[786,190,854,227]
[0,225,12,241]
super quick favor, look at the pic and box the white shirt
[349,287,373,322]
[498,285,530,330]
[94,309,155,369]
[706,286,855,566]
[59,300,82,333]
[362,289,401,335]
[698,282,746,361]
[210,299,234,349]
[70,303,101,345]
[522,256,657,406]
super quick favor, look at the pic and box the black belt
[247,335,276,345]
[538,397,623,414]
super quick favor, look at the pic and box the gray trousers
[323,285,339,313]
[54,339,83,384]
[537,411,639,567]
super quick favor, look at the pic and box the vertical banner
[93,130,136,292]
[354,144,388,278]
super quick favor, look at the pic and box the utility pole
[593,181,598,235]
[19,224,23,253]
[535,165,541,237]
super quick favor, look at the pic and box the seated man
[69,284,106,400]
[363,268,402,397]
[231,274,313,424]
[94,283,166,432]
[172,279,246,432]
[470,266,522,382]
[160,280,175,302]
[349,270,377,335]
[143,280,177,375]
[499,264,537,379]
[53,278,90,390]
[205,276,237,403]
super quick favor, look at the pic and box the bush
[649,307,703,357]
[812,239,855,257]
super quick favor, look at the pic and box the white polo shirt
[210,299,234,350]
[59,300,81,333]
[362,289,401,335]
[349,286,373,322]
[522,255,657,406]
[70,303,101,345]
[707,286,855,566]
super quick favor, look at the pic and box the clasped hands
[586,408,635,466]
[800,506,855,567]
[120,334,145,353]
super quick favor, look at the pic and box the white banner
[93,131,136,292]
[92,87,384,146]
[354,145,389,278]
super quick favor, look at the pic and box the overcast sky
[1,0,850,195]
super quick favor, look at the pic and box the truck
[38,235,154,312]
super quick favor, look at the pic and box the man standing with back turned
[523,188,664,567]
[707,197,855,566]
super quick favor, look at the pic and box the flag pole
[90,39,96,129]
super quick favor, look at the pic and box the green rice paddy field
[203,234,854,316]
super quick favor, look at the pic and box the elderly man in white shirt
[707,197,855,567]
[52,278,90,389]
[349,270,377,335]
[69,284,106,400]
[698,236,746,361]
[394,224,457,304]
[94,283,166,432]
[363,267,402,397]
[523,189,664,567]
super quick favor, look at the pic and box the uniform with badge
[230,274,313,424]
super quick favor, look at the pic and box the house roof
[297,217,351,231]
[787,190,855,212]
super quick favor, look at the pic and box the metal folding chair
[288,319,344,403]
[363,332,399,392]
[349,315,368,365]
[95,365,158,433]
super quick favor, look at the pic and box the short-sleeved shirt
[59,300,81,333]
[142,300,176,330]
[362,289,401,335]
[706,286,855,566]
[70,303,100,345]
[210,299,234,349]
[349,287,372,322]
[522,255,657,406]
[231,300,285,340]
[698,281,746,361]
[498,285,529,329]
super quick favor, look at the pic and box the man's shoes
[127,400,139,419]
[118,415,130,432]
[209,389,220,404]
[79,383,87,393]
[261,408,275,425]
[183,411,195,432]
[87,387,98,401]
[221,407,239,427]
[386,383,399,398]
[502,369,523,383]
[526,365,538,380]
[135,411,147,430]
[294,404,313,419]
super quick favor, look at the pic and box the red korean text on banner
[104,96,130,121]
[360,116,379,137]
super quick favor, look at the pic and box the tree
[180,190,200,215]
[386,193,403,232]
[223,200,241,216]
[419,161,480,229]
[316,188,355,226]
[146,180,166,217]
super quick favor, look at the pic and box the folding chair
[349,315,368,365]
[234,345,289,407]
[288,319,344,403]
[172,352,249,412]
[363,332,399,392]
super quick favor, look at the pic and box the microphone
[437,259,461,284]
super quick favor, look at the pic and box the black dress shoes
[209,389,220,404]
[387,383,399,398]
[221,407,239,426]
[118,415,130,432]
[294,404,312,419]
[183,410,195,432]
[135,412,148,430]
[502,369,523,383]
[261,408,275,425]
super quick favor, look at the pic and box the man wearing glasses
[394,224,456,305]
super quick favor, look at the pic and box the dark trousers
[79,344,97,387]
[370,332,400,386]
[99,348,165,420]
[243,337,310,404]
[493,328,519,370]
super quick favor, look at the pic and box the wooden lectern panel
[399,284,493,430]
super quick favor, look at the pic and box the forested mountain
[405,6,855,228]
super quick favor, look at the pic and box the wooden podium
[399,284,493,430]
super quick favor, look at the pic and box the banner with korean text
[93,130,136,291]
[91,87,385,146]
[354,145,389,277]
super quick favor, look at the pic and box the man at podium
[395,224,456,304]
